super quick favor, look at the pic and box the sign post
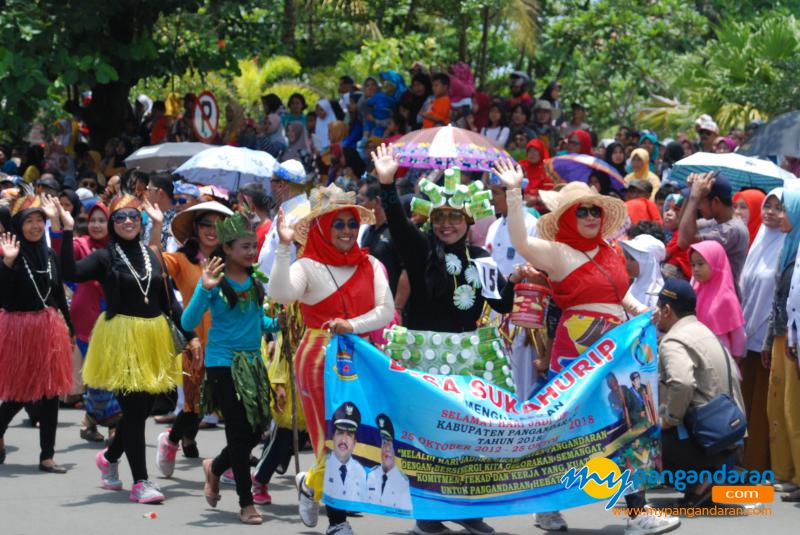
[192,90,219,143]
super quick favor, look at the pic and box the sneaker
[326,522,354,535]
[533,511,568,531]
[413,521,452,535]
[95,449,123,491]
[221,468,236,485]
[252,474,272,505]
[774,480,799,492]
[296,472,319,527]
[156,431,179,478]
[453,519,495,535]
[625,507,680,534]
[129,480,165,504]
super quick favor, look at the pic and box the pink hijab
[689,240,744,336]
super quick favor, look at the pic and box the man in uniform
[324,401,367,503]
[367,414,412,512]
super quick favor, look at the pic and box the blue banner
[322,313,660,519]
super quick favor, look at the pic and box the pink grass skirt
[0,308,73,402]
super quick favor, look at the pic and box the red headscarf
[521,138,553,196]
[556,205,606,251]
[86,202,110,250]
[569,129,593,155]
[301,207,370,267]
[733,189,766,248]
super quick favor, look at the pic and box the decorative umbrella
[173,145,277,192]
[739,110,800,159]
[393,125,511,172]
[123,142,215,172]
[544,154,626,191]
[669,151,796,192]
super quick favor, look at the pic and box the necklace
[444,250,482,311]
[23,257,53,307]
[114,242,153,304]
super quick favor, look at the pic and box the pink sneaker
[95,449,122,491]
[252,475,272,505]
[129,480,165,504]
[156,431,179,478]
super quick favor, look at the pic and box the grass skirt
[83,313,180,394]
[0,308,73,402]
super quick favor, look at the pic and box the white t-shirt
[484,211,538,276]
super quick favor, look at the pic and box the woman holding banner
[372,144,527,535]
[492,159,676,534]
[269,184,394,535]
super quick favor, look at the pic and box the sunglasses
[112,210,141,223]
[575,206,602,219]
[331,219,360,231]
[196,218,216,228]
[430,210,466,224]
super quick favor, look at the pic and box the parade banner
[322,313,660,519]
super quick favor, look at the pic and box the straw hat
[293,184,375,245]
[536,182,626,242]
[170,201,234,243]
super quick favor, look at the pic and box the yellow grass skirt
[83,313,181,394]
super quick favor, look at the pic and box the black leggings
[207,367,261,508]
[0,397,59,462]
[106,391,155,482]
[168,410,199,444]
[254,426,294,485]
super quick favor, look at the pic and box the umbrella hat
[393,125,511,172]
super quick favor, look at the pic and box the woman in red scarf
[492,159,680,534]
[733,189,766,248]
[568,129,594,155]
[521,138,553,213]
[268,185,394,535]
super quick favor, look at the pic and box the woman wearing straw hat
[59,194,198,504]
[493,159,678,534]
[0,195,73,473]
[144,200,234,477]
[269,184,395,535]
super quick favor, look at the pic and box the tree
[0,0,278,147]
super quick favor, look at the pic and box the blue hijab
[639,131,659,171]
[779,189,800,270]
[379,71,407,103]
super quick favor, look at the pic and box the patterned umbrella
[393,125,511,172]
[173,145,277,192]
[544,154,626,191]
[669,151,795,192]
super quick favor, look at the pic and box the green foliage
[262,55,303,83]
[262,82,324,109]
[668,14,800,130]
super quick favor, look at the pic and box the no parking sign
[192,90,219,143]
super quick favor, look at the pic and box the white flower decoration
[453,284,476,310]
[464,265,482,289]
[445,253,462,275]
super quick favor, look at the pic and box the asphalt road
[0,408,797,534]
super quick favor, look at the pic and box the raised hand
[56,198,75,231]
[200,256,225,289]
[276,208,295,245]
[688,171,715,200]
[1,232,20,266]
[41,194,59,222]
[492,159,525,189]
[141,198,164,225]
[370,143,400,185]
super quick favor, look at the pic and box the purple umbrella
[545,154,626,191]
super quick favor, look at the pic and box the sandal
[202,459,221,507]
[240,507,263,525]
[782,489,800,502]
[80,426,105,443]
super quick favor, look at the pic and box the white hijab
[740,187,785,351]
[313,99,335,152]
[620,234,665,308]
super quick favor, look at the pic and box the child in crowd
[689,240,745,358]
[420,73,451,129]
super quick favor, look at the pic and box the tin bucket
[511,283,551,328]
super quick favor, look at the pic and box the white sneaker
[296,472,319,527]
[774,480,799,492]
[155,431,178,478]
[95,449,122,491]
[129,480,165,504]
[533,511,568,531]
[326,522,354,535]
[625,507,680,535]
